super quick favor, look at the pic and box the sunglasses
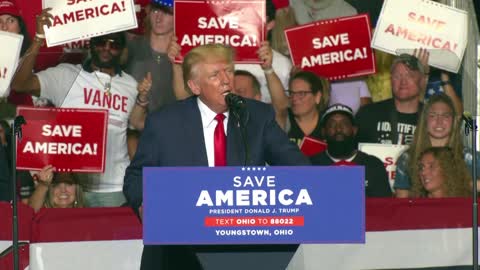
[92,38,124,51]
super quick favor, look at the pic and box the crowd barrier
[0,198,477,270]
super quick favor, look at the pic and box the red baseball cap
[272,0,289,9]
[0,0,20,17]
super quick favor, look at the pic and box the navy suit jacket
[123,96,309,209]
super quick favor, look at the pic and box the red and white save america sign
[174,0,266,63]
[285,14,376,80]
[16,107,108,173]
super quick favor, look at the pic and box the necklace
[93,71,113,96]
[152,51,163,64]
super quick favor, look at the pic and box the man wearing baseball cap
[355,53,427,145]
[311,104,392,197]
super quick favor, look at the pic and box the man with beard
[11,9,138,207]
[310,104,392,197]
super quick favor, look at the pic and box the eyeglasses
[286,90,313,98]
[92,38,123,51]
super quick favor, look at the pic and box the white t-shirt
[37,64,137,192]
[236,50,291,103]
[329,80,371,115]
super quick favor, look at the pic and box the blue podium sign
[143,166,365,245]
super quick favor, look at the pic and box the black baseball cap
[320,104,355,126]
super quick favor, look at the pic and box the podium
[143,166,365,270]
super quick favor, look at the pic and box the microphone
[225,93,246,111]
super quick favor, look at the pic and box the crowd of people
[0,0,474,204]
[0,0,476,268]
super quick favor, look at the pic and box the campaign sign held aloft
[16,107,108,173]
[372,0,467,73]
[42,0,138,47]
[143,166,365,245]
[0,31,23,98]
[174,0,266,63]
[285,14,375,81]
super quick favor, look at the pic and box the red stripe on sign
[366,197,475,231]
[1,198,479,243]
[0,202,33,241]
[204,216,304,227]
[31,207,142,242]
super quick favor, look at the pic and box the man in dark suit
[123,43,309,270]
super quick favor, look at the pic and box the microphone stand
[464,114,478,270]
[11,115,26,270]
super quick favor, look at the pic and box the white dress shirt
[197,98,229,167]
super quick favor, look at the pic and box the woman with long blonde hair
[394,93,472,198]
[29,165,85,212]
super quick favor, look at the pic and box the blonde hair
[407,93,463,190]
[411,147,471,198]
[44,173,85,208]
[182,44,234,92]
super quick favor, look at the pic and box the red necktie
[214,113,226,166]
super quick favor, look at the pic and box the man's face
[391,62,424,102]
[149,8,173,36]
[323,113,357,142]
[233,75,261,100]
[188,59,235,113]
[90,36,124,69]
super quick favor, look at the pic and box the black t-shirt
[310,151,392,197]
[287,108,324,145]
[355,98,422,145]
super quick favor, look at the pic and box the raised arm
[28,165,54,212]
[167,36,192,100]
[11,9,53,96]
[439,71,463,116]
[259,41,289,130]
[414,48,463,115]
[129,72,152,130]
